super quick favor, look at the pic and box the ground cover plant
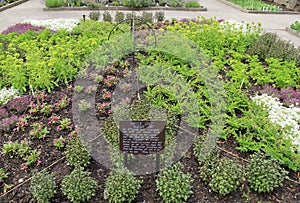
[290,20,300,32]
[0,16,299,203]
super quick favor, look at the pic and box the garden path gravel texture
[0,0,299,46]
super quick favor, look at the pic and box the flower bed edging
[0,0,28,12]
[216,0,300,14]
[286,27,300,37]
[43,6,207,12]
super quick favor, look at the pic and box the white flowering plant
[23,19,80,32]
[0,86,19,106]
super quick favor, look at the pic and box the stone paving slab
[0,0,299,46]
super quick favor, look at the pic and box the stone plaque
[120,121,166,155]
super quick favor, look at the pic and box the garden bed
[0,18,299,203]
[217,0,300,14]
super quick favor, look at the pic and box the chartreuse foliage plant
[290,21,300,32]
[30,170,56,203]
[156,162,193,203]
[104,169,142,203]
[61,166,98,203]
[246,152,288,193]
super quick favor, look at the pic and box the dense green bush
[65,136,91,167]
[45,0,65,8]
[104,169,142,203]
[247,32,300,66]
[185,0,201,8]
[121,0,154,8]
[246,152,288,193]
[30,170,56,203]
[61,166,98,203]
[89,11,100,21]
[156,162,193,203]
[290,21,300,32]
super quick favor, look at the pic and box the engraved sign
[120,121,166,155]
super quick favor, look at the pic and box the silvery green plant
[246,152,288,193]
[30,170,56,203]
[61,166,98,203]
[156,162,193,203]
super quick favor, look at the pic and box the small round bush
[30,170,56,203]
[246,152,288,193]
[156,162,193,203]
[65,136,91,167]
[104,169,142,203]
[208,158,245,196]
[61,166,98,203]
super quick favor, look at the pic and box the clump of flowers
[13,116,29,132]
[54,94,71,110]
[97,102,112,115]
[260,85,300,108]
[0,108,8,119]
[7,95,31,113]
[53,136,66,149]
[102,89,112,101]
[0,115,19,132]
[48,114,61,125]
[30,122,50,139]
[252,94,300,152]
[24,19,79,32]
[0,87,19,105]
[1,23,46,35]
[103,75,118,87]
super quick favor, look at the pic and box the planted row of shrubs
[45,0,201,8]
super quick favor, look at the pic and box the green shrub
[30,170,56,203]
[104,169,142,203]
[121,0,154,8]
[246,152,288,193]
[45,0,65,8]
[290,21,300,32]
[115,11,125,23]
[159,0,184,7]
[89,11,100,21]
[141,12,153,24]
[103,11,113,22]
[61,166,98,203]
[247,32,300,66]
[185,0,201,8]
[154,11,165,22]
[156,162,193,203]
[209,158,245,196]
[65,136,91,167]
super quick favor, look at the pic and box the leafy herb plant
[30,170,56,203]
[246,152,288,193]
[104,169,142,203]
[156,162,193,203]
[61,166,98,203]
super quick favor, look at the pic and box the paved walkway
[0,0,299,46]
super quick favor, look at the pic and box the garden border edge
[0,0,29,12]
[286,27,300,38]
[216,0,300,14]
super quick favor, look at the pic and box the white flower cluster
[220,19,262,34]
[252,94,300,152]
[24,19,80,32]
[0,87,19,106]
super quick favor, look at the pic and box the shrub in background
[185,0,201,8]
[45,0,65,8]
[115,11,125,23]
[247,32,300,66]
[121,0,154,8]
[30,170,56,203]
[246,152,288,193]
[61,166,98,203]
[141,12,153,24]
[104,169,142,203]
[156,162,193,203]
[65,135,91,167]
[103,11,113,22]
[290,21,300,32]
[154,11,165,22]
[89,11,100,21]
